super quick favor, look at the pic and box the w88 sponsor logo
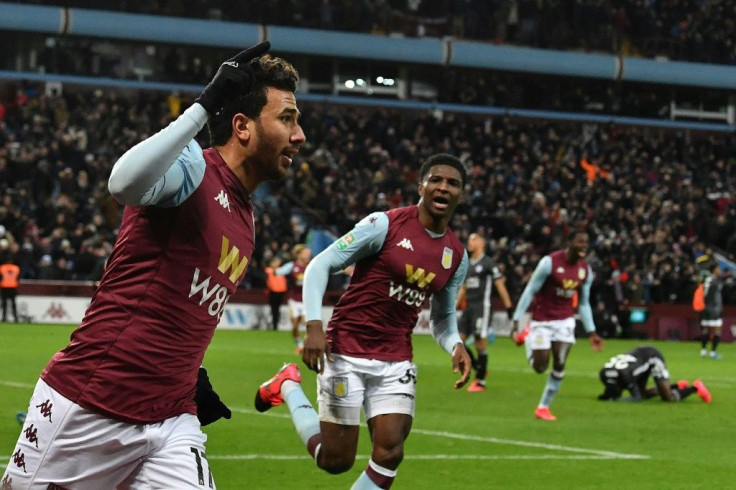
[388,281,426,307]
[189,268,232,319]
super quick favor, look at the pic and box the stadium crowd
[1,86,735,329]
[11,0,736,64]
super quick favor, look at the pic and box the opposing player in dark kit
[598,346,711,403]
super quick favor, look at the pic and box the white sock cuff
[369,459,397,478]
[281,379,300,397]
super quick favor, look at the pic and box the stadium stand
[1,87,734,306]
[8,0,736,64]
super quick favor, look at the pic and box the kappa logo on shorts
[12,448,26,473]
[2,474,13,489]
[24,424,39,448]
[35,399,53,423]
[332,377,348,398]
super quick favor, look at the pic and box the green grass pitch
[1,323,734,489]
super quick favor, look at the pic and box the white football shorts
[288,299,306,320]
[3,379,215,489]
[317,354,417,425]
[701,318,723,328]
[528,317,577,350]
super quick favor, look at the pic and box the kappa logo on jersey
[396,238,414,250]
[556,267,565,274]
[214,189,231,211]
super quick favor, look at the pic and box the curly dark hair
[419,153,467,187]
[207,54,299,146]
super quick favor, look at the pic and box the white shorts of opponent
[527,317,577,350]
[3,379,214,490]
[317,354,417,426]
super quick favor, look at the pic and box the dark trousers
[268,292,285,330]
[1,288,17,322]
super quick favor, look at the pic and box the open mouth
[432,196,450,211]
[280,152,294,166]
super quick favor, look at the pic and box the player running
[272,243,312,353]
[255,153,472,490]
[455,232,513,392]
[510,230,604,421]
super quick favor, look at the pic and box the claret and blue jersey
[303,206,468,362]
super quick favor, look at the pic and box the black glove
[195,41,271,114]
[506,308,514,320]
[195,367,232,426]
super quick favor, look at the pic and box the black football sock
[671,385,697,401]
[477,351,488,380]
[465,344,478,372]
[701,332,709,349]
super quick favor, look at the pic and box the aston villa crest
[442,247,453,269]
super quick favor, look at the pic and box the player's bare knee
[531,356,548,373]
[317,453,354,474]
[532,363,546,373]
[372,444,404,470]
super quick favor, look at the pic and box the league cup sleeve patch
[336,232,356,251]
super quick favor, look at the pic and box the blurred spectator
[0,255,20,322]
[0,84,734,314]
[592,300,621,339]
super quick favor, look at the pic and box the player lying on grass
[598,345,711,403]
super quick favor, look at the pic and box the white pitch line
[0,380,35,389]
[0,453,647,470]
[233,408,649,460]
[411,429,648,459]
[207,453,639,461]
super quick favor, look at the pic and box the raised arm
[108,105,208,206]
